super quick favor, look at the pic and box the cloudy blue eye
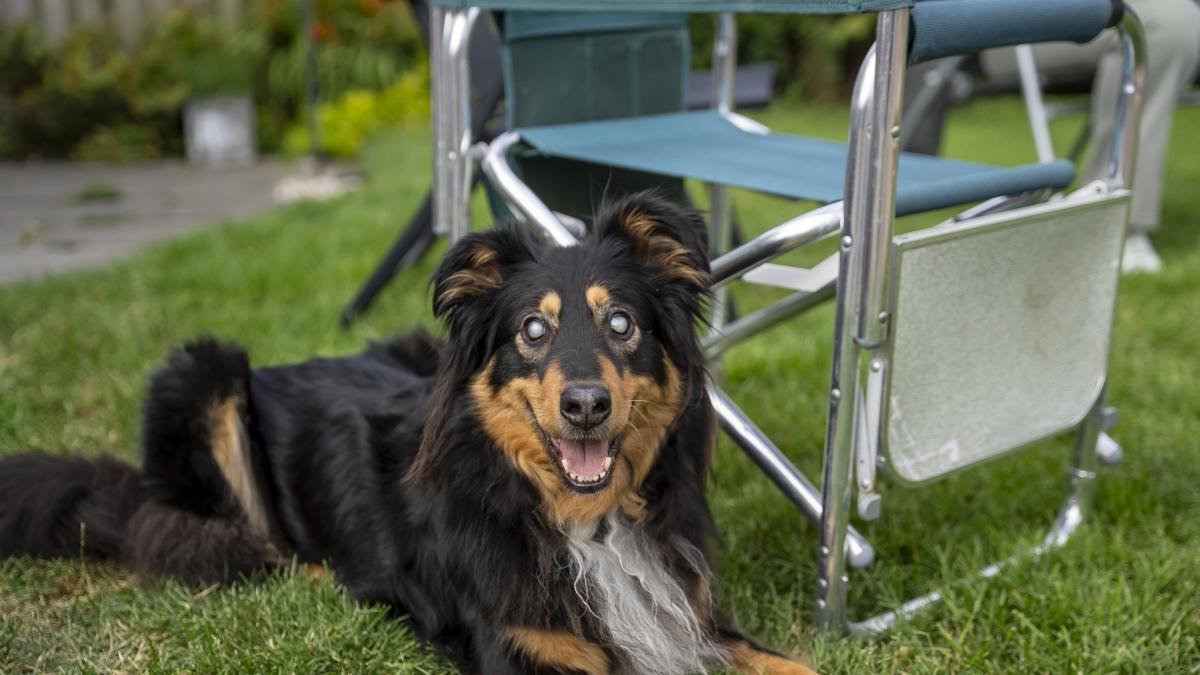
[608,311,632,337]
[522,317,547,342]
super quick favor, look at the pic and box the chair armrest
[710,203,842,288]
[909,0,1122,64]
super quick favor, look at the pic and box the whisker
[623,418,649,452]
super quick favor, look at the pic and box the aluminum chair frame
[429,1,1146,634]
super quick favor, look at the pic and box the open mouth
[549,437,619,491]
[526,405,620,493]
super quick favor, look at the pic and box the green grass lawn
[2,97,1199,673]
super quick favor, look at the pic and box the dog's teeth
[598,469,606,479]
[568,471,578,480]
[603,457,613,470]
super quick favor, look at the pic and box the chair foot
[1097,432,1123,466]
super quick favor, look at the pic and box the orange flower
[312,20,337,43]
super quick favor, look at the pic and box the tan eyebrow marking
[539,291,562,319]
[585,285,611,311]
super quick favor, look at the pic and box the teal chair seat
[516,110,1076,216]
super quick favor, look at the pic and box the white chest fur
[564,513,728,674]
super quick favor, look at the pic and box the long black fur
[0,192,790,673]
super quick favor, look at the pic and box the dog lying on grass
[0,192,815,674]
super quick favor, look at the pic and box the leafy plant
[1,27,134,158]
[139,12,260,99]
[256,0,423,119]
[0,22,49,98]
[72,124,163,163]
[281,66,429,157]
[0,1,427,161]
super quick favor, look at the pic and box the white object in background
[185,95,257,166]
[1121,233,1163,274]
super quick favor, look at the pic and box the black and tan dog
[0,193,815,674]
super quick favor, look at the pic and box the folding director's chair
[427,0,1145,634]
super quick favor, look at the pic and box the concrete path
[0,161,295,284]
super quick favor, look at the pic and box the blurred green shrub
[689,13,876,101]
[74,125,164,162]
[281,66,429,157]
[0,26,140,158]
[0,0,425,161]
[259,1,421,108]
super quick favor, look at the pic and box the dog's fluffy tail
[1,337,280,583]
[0,452,143,561]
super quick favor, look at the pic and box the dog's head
[418,192,710,527]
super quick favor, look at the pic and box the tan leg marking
[302,563,327,583]
[210,397,270,539]
[505,627,610,675]
[730,642,819,675]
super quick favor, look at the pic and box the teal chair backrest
[496,11,693,221]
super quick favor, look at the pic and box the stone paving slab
[0,161,296,284]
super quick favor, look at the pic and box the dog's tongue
[556,438,608,476]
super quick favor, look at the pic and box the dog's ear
[432,226,534,321]
[594,191,710,294]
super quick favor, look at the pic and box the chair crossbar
[742,256,839,293]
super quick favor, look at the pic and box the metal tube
[1044,386,1104,549]
[951,189,1053,222]
[710,203,842,288]
[1106,10,1147,189]
[712,13,736,115]
[849,12,907,349]
[817,8,909,632]
[429,5,447,235]
[707,13,737,336]
[898,55,964,149]
[301,0,324,167]
[703,282,836,359]
[446,8,479,242]
[1015,45,1056,163]
[708,183,734,335]
[708,384,875,569]
[481,132,578,247]
[849,389,1110,636]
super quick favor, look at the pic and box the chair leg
[709,383,876,569]
[708,183,734,334]
[340,191,436,327]
[849,387,1112,636]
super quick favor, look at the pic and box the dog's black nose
[560,384,611,429]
